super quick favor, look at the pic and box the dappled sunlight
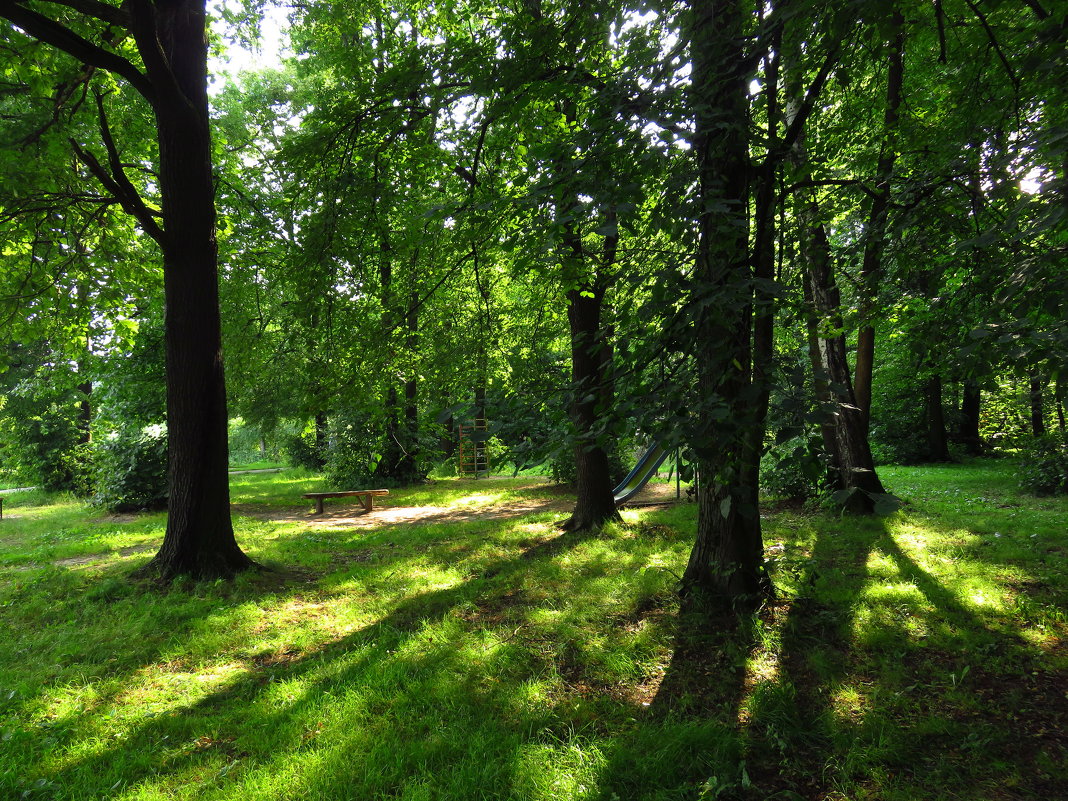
[448,491,506,508]
[2,462,1065,799]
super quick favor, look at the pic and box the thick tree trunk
[1030,372,1047,436]
[139,0,253,579]
[959,381,982,454]
[554,98,619,531]
[560,284,620,531]
[926,374,952,461]
[681,0,770,609]
[854,10,905,432]
[0,0,254,578]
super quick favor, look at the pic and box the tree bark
[1030,372,1047,436]
[745,18,780,515]
[853,10,905,433]
[554,89,620,531]
[805,223,886,510]
[314,411,328,463]
[77,378,92,445]
[803,275,843,489]
[784,46,885,512]
[959,381,982,454]
[560,282,620,531]
[681,0,770,609]
[926,374,952,461]
[139,0,253,579]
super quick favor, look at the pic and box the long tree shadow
[590,507,1068,801]
[20,525,613,798]
[590,603,764,800]
[741,518,1068,800]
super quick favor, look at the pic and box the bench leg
[359,495,373,512]
[314,498,324,515]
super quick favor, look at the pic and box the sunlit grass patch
[0,459,1065,799]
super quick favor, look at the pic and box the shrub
[285,433,326,471]
[92,424,168,512]
[548,438,632,489]
[760,434,824,501]
[323,411,440,488]
[1019,435,1068,496]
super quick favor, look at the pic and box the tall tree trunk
[77,378,92,445]
[554,91,619,530]
[402,287,419,476]
[681,0,770,609]
[806,223,887,510]
[745,19,780,515]
[560,282,620,531]
[853,10,905,432]
[140,0,253,579]
[1030,372,1047,436]
[785,50,885,512]
[926,373,952,461]
[803,275,843,489]
[473,352,488,474]
[959,381,982,454]
[0,0,254,578]
[313,411,328,467]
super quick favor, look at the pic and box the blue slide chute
[613,441,670,506]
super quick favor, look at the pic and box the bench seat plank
[302,489,390,514]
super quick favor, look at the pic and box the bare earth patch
[233,479,685,530]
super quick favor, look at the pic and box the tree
[0,0,254,579]
[679,0,772,609]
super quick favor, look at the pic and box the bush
[760,434,825,501]
[92,424,168,512]
[1019,435,1068,496]
[323,411,437,488]
[285,433,326,471]
[548,438,632,489]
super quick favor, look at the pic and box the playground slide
[613,441,671,505]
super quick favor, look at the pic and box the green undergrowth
[0,461,1064,800]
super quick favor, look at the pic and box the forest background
[0,0,1065,597]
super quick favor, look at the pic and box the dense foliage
[0,0,1064,583]
[1019,434,1068,496]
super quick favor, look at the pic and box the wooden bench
[302,489,389,515]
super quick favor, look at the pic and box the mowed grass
[0,461,1065,800]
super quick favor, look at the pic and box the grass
[0,460,1065,800]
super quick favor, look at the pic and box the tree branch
[70,95,165,245]
[93,89,162,220]
[1019,0,1048,19]
[37,0,130,26]
[0,0,154,102]
[961,0,1021,104]
[780,38,842,153]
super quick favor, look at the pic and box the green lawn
[0,461,1064,800]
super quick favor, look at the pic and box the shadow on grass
[593,511,1068,801]
[16,527,615,798]
[738,518,1067,800]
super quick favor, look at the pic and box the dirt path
[233,480,686,531]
